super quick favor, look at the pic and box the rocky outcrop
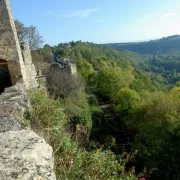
[0,83,56,180]
[0,129,56,180]
[0,83,28,132]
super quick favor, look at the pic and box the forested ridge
[106,35,180,54]
[17,19,180,178]
[106,35,180,86]
[28,38,180,179]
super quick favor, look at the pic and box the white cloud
[45,8,98,19]
[161,12,177,20]
[67,8,98,18]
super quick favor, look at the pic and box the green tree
[15,20,43,50]
[77,59,95,80]
[97,67,134,100]
[114,88,140,111]
[170,86,180,99]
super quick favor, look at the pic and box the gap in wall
[0,60,12,94]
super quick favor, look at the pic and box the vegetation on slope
[106,35,180,54]
[106,35,180,85]
[28,40,180,179]
[14,17,180,179]
[28,90,137,180]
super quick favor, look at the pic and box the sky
[11,0,180,45]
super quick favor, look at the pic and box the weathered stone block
[0,130,56,180]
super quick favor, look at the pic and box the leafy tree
[97,67,134,100]
[114,88,140,112]
[128,92,180,179]
[15,20,43,50]
[170,86,180,99]
[76,59,95,80]
[40,44,54,63]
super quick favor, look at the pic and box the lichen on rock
[0,129,56,180]
[0,84,56,180]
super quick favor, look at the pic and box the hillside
[106,35,180,54]
[104,35,180,85]
[3,0,180,179]
[32,40,180,179]
[34,41,165,90]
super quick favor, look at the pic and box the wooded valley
[27,35,180,179]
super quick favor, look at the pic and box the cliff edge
[0,83,56,180]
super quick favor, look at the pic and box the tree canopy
[15,20,43,50]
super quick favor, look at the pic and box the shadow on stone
[0,60,12,94]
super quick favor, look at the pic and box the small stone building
[0,0,38,93]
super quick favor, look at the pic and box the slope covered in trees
[106,35,180,54]
[30,40,180,179]
[105,35,180,86]
[34,41,165,90]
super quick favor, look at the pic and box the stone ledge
[0,129,56,180]
[0,83,28,132]
[0,83,56,179]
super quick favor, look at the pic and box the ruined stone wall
[47,63,79,97]
[22,44,38,88]
[70,63,77,76]
[0,0,38,89]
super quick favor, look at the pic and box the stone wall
[0,0,38,89]
[0,83,56,180]
[47,63,78,97]
[69,63,77,76]
[22,44,38,88]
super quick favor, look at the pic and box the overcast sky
[11,0,180,45]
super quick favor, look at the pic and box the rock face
[0,83,56,180]
[0,130,56,180]
[0,83,28,132]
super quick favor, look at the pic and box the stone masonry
[0,0,38,89]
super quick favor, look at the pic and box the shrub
[28,89,137,180]
[129,92,180,179]
[114,88,140,112]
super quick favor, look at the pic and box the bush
[29,89,66,130]
[114,88,140,112]
[129,92,180,179]
[28,89,137,180]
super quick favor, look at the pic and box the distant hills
[105,35,180,54]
